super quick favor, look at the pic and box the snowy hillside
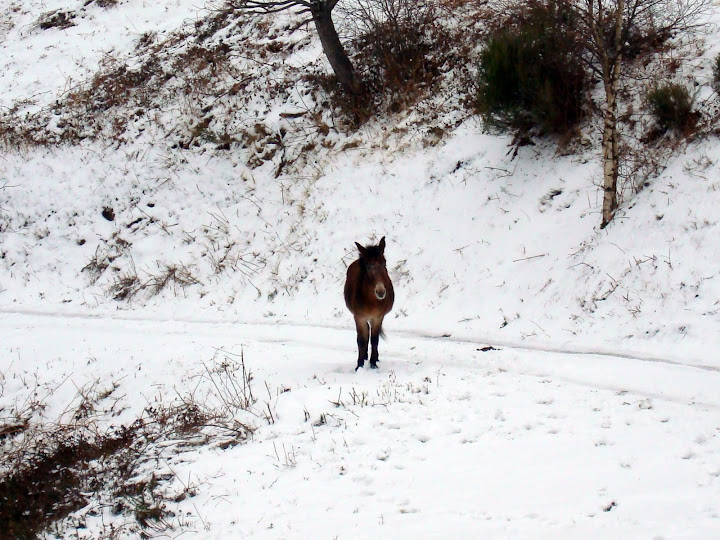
[1,0,720,537]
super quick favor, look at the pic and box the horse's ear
[355,242,366,256]
[379,236,386,253]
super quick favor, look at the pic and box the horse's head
[355,237,389,301]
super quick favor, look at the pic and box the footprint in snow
[638,398,653,410]
[399,507,420,514]
[352,474,373,486]
[594,438,613,447]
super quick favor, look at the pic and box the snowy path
[2,309,719,405]
[2,311,720,538]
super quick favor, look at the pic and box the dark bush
[327,0,456,122]
[475,1,587,135]
[646,82,696,133]
[712,54,720,94]
[605,21,671,61]
[350,0,443,94]
[353,23,436,97]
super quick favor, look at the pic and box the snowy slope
[0,0,212,113]
[1,0,720,537]
[2,127,720,360]
[1,0,718,360]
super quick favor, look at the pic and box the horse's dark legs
[355,318,369,370]
[369,318,384,369]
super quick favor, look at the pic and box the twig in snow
[512,253,547,263]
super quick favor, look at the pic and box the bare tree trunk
[572,0,709,227]
[600,0,624,229]
[600,77,620,228]
[311,2,362,94]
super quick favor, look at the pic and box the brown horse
[344,237,394,370]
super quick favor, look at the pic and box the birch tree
[232,0,362,94]
[565,0,709,228]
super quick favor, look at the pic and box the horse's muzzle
[375,284,386,301]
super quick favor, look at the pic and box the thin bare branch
[230,0,314,14]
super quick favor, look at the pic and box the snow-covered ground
[2,0,720,537]
[3,311,720,538]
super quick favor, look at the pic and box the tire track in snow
[405,330,720,373]
[2,308,720,417]
[0,307,716,374]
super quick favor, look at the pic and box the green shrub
[475,1,586,135]
[646,83,695,132]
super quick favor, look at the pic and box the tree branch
[231,0,314,14]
